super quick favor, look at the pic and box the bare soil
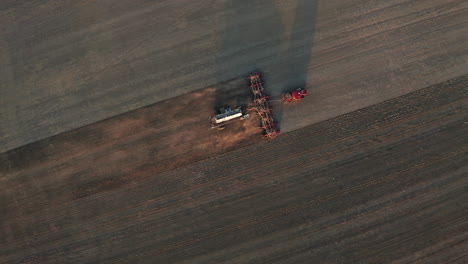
[1,76,466,263]
[1,0,467,151]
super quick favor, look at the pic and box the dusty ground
[1,76,467,263]
[1,0,467,151]
[0,78,263,190]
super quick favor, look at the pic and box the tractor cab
[283,88,308,102]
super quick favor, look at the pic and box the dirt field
[1,76,467,263]
[1,0,467,151]
[1,0,468,263]
[0,78,263,186]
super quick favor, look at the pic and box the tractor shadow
[216,0,318,132]
[213,78,251,114]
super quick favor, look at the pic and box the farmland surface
[1,76,467,263]
[1,0,467,151]
[1,0,467,263]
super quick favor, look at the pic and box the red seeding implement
[248,72,279,139]
[211,72,308,138]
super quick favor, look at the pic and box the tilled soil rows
[1,76,466,263]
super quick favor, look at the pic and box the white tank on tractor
[211,107,249,130]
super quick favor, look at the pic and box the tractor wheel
[283,93,292,103]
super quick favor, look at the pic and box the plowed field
[1,76,466,263]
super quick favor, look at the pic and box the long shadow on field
[215,0,318,131]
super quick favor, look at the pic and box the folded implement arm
[248,73,279,139]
